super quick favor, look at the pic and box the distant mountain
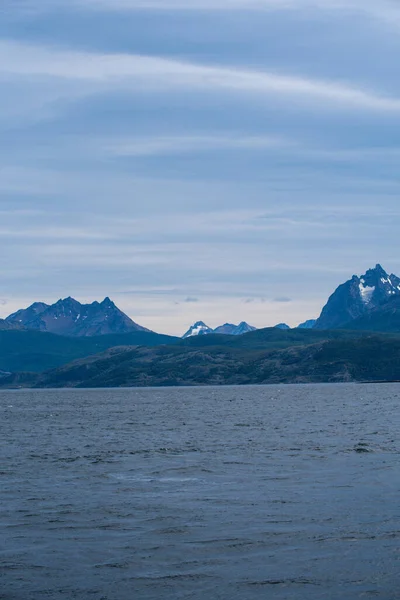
[297,319,316,329]
[274,323,291,330]
[314,264,400,330]
[0,329,179,373]
[212,323,238,335]
[0,319,23,331]
[180,326,361,351]
[232,322,257,335]
[6,297,149,337]
[182,321,213,338]
[213,322,256,336]
[183,321,256,338]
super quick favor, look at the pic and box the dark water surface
[1,384,400,600]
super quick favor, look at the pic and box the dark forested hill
[179,327,367,349]
[0,326,369,373]
[3,334,400,388]
[0,329,179,373]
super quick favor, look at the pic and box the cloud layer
[2,40,400,113]
[1,0,400,334]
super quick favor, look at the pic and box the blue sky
[1,0,400,335]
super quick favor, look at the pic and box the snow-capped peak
[182,321,213,338]
[358,266,400,306]
[182,320,257,338]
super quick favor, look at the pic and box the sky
[1,0,400,335]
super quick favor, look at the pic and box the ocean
[1,384,399,599]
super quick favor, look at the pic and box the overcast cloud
[0,1,399,335]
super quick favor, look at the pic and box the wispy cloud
[2,41,400,112]
[4,0,400,24]
[68,0,400,19]
[64,0,400,34]
[108,135,288,156]
[0,226,114,241]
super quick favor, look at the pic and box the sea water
[1,384,399,599]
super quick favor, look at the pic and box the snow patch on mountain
[182,321,213,338]
[359,281,375,305]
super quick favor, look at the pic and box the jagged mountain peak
[53,296,82,310]
[274,323,291,330]
[100,297,115,308]
[314,264,400,330]
[6,297,149,337]
[56,296,78,304]
[182,321,213,338]
[183,321,257,338]
[213,322,256,336]
[372,263,385,274]
[233,322,257,335]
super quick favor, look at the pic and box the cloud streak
[1,41,400,112]
[107,135,288,156]
[68,0,400,33]
[68,0,400,18]
[5,0,400,26]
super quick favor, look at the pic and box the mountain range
[180,264,400,336]
[182,321,257,338]
[3,264,400,341]
[181,264,400,336]
[314,264,400,330]
[6,297,149,337]
[2,263,400,388]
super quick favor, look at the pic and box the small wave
[245,577,320,587]
[110,474,199,483]
[353,443,373,453]
[133,573,213,582]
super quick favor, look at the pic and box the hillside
[179,326,367,349]
[3,334,400,388]
[0,325,371,374]
[0,319,22,331]
[343,296,400,332]
[0,329,179,373]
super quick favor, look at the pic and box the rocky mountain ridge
[182,320,257,338]
[6,297,149,337]
[314,264,400,330]
[5,264,400,338]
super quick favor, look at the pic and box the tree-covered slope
[3,334,400,388]
[0,329,179,373]
[179,326,368,349]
